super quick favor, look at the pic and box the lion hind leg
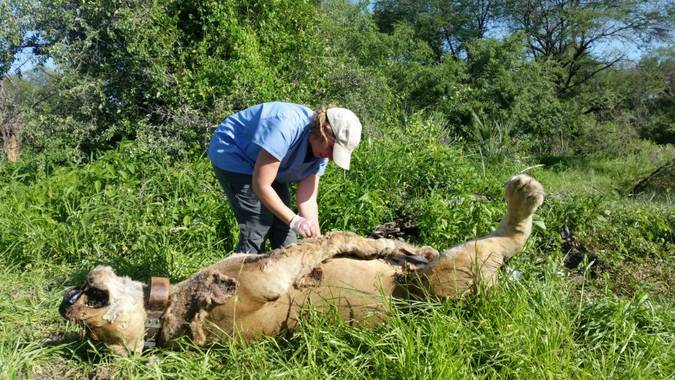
[422,244,504,298]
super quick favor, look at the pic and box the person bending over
[208,102,362,253]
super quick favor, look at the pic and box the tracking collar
[144,276,170,348]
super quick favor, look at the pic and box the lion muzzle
[59,286,84,319]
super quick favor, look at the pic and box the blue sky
[9,49,54,74]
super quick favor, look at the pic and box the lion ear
[194,269,238,307]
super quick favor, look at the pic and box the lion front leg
[321,231,439,262]
[239,231,437,303]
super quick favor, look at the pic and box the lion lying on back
[60,174,544,355]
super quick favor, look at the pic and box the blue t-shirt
[208,102,328,183]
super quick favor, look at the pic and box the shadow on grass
[536,155,593,171]
[62,247,179,285]
[43,331,107,364]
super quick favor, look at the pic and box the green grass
[1,117,673,378]
[536,143,675,197]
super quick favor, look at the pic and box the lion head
[60,265,239,355]
[59,265,147,355]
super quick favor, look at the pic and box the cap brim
[333,143,352,170]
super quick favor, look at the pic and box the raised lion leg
[419,174,544,298]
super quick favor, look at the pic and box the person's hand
[289,214,320,238]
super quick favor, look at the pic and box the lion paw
[505,174,544,211]
[397,245,439,262]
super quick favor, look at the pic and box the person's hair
[311,104,336,142]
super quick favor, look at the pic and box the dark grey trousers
[213,165,297,253]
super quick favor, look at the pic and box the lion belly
[287,258,400,327]
[204,258,400,340]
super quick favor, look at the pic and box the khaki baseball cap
[326,108,362,170]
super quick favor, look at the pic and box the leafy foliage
[0,145,234,279]
[1,0,673,160]
[3,0,331,157]
[373,0,500,60]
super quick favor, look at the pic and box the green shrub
[318,114,487,240]
[13,0,328,158]
[0,145,234,279]
[1,115,501,271]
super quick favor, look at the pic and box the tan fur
[60,174,544,355]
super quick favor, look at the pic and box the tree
[0,0,328,157]
[0,0,57,78]
[622,49,674,144]
[502,0,673,97]
[373,0,501,60]
[0,0,25,76]
[0,77,24,161]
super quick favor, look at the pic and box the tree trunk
[4,134,20,162]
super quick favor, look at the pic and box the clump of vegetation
[0,0,673,377]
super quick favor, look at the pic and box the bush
[0,115,502,271]
[15,0,328,158]
[318,114,510,248]
[0,145,234,279]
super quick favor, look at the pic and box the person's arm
[252,149,317,238]
[252,149,296,224]
[297,174,321,236]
